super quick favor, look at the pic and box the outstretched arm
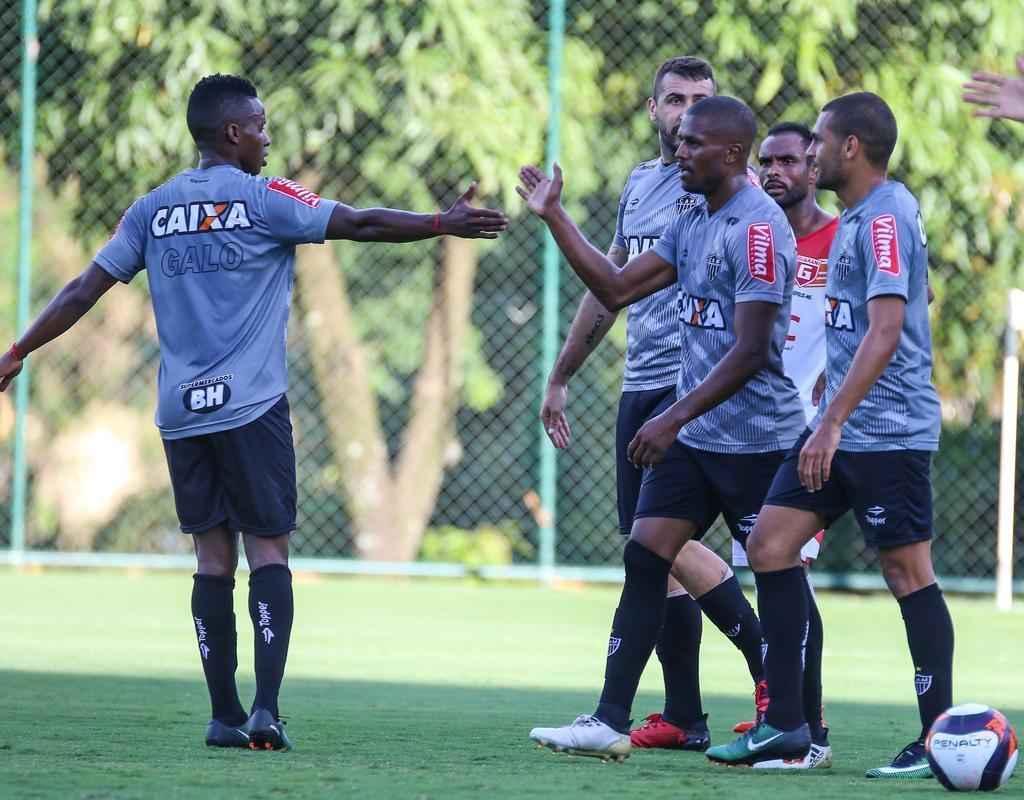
[325,182,508,242]
[963,56,1024,122]
[0,262,118,391]
[517,164,675,310]
[542,246,627,449]
[627,301,780,467]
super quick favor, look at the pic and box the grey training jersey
[95,165,337,439]
[612,158,703,391]
[653,184,805,453]
[816,180,940,451]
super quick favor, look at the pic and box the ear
[224,121,241,146]
[723,142,743,165]
[647,96,657,122]
[843,134,860,162]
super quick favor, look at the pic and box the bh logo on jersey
[680,294,726,330]
[150,201,252,238]
[180,375,233,414]
[825,296,854,331]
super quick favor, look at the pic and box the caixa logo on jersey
[150,202,252,239]
[680,293,726,330]
[180,375,233,414]
[825,296,854,331]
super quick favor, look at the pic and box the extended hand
[798,420,841,492]
[627,410,679,468]
[541,381,571,449]
[0,351,23,392]
[963,56,1024,122]
[516,164,564,220]
[441,183,509,239]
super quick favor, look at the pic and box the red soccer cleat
[732,678,769,733]
[630,713,710,751]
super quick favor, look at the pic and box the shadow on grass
[3,671,1022,800]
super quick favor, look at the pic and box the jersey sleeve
[261,177,338,244]
[730,216,791,304]
[858,208,914,301]
[93,199,147,282]
[610,177,632,252]
[652,213,682,266]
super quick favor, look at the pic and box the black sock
[696,575,764,683]
[249,564,294,719]
[191,574,246,725]
[755,566,808,732]
[898,583,954,741]
[802,573,824,739]
[595,540,672,733]
[656,592,704,727]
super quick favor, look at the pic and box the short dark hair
[765,121,813,149]
[653,56,716,99]
[820,92,898,167]
[686,95,758,153]
[186,74,259,147]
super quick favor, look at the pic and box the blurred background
[1,0,1022,590]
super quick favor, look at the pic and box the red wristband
[432,212,442,233]
[9,341,25,361]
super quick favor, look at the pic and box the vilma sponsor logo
[150,201,252,238]
[865,505,887,527]
[680,294,726,330]
[870,214,901,276]
[607,636,622,657]
[194,616,211,660]
[746,222,776,283]
[268,177,321,208]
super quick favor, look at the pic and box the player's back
[95,166,335,439]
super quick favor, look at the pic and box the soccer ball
[926,704,1018,791]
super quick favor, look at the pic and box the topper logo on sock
[607,636,622,657]
[194,616,211,660]
[258,601,275,645]
[915,673,933,695]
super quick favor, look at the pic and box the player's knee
[623,538,671,582]
[244,533,290,572]
[195,549,237,577]
[879,546,935,598]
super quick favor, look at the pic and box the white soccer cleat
[529,714,631,762]
[752,741,833,770]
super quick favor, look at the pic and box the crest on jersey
[834,252,852,282]
[676,194,700,215]
[706,253,723,281]
[870,214,901,275]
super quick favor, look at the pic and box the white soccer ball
[926,703,1018,791]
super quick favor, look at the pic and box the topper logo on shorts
[746,223,776,283]
[680,294,726,330]
[870,214,901,275]
[268,177,321,208]
[825,296,854,331]
[150,202,252,238]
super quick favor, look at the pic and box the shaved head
[685,95,758,159]
[186,74,259,148]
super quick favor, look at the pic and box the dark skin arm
[0,262,119,390]
[798,295,905,491]
[326,182,508,242]
[517,164,677,310]
[627,300,781,467]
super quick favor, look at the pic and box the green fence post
[538,0,566,582]
[11,0,38,562]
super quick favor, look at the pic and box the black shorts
[616,386,677,534]
[633,438,786,549]
[162,394,297,537]
[764,428,933,549]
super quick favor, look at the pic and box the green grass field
[2,570,1022,799]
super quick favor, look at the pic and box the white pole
[996,289,1024,611]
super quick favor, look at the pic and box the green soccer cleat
[864,740,933,779]
[705,722,810,767]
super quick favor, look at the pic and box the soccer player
[706,93,953,780]
[0,74,507,750]
[521,95,805,761]
[963,56,1024,122]
[542,57,772,752]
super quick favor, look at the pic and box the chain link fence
[1,0,1021,584]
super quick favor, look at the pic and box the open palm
[516,164,564,218]
[963,56,1024,122]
